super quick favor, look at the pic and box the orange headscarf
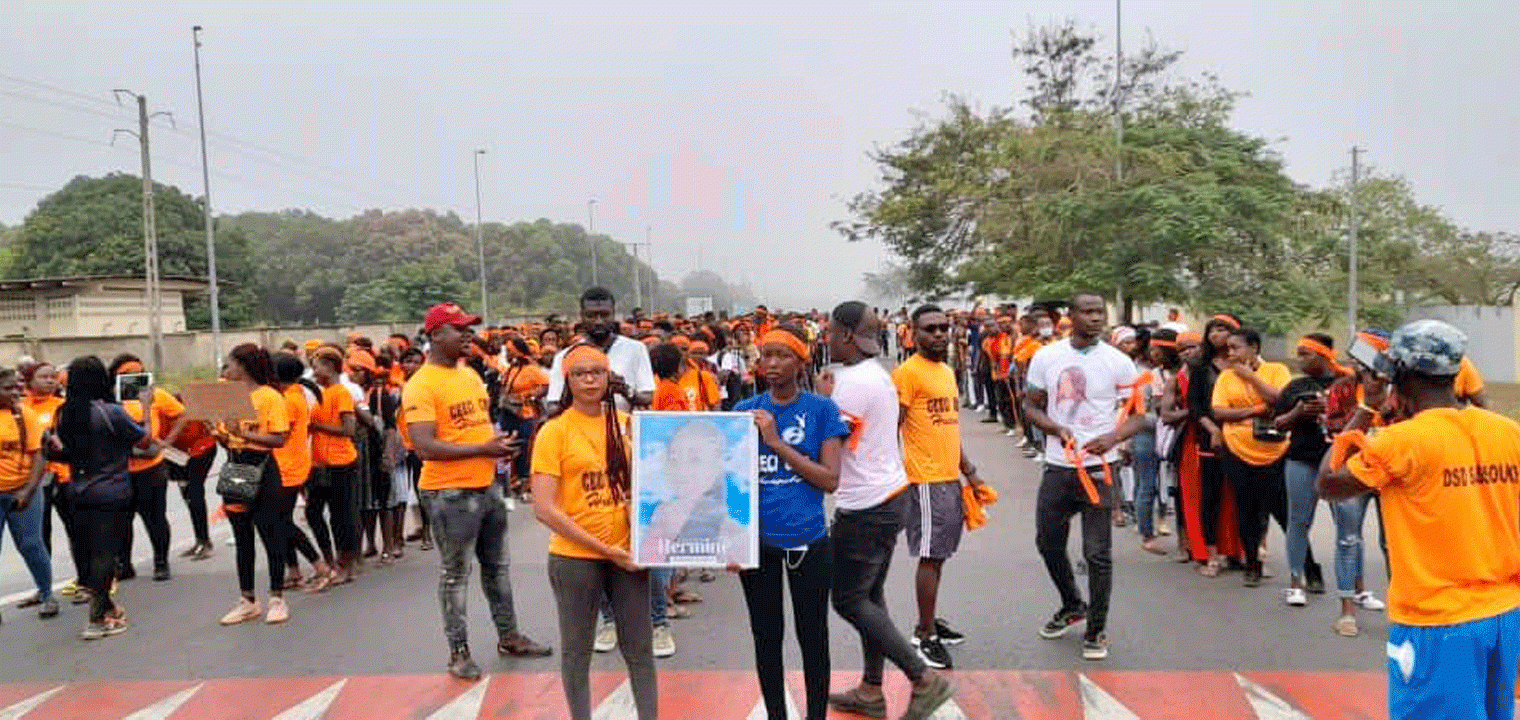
[562,344,610,377]
[758,329,810,362]
[1298,337,1353,377]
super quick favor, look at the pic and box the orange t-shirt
[272,385,312,487]
[174,419,217,458]
[402,363,496,491]
[311,384,358,468]
[1348,406,1520,626]
[530,406,631,559]
[222,385,290,453]
[653,378,691,411]
[0,405,43,493]
[504,363,550,420]
[893,354,962,484]
[1211,362,1291,466]
[677,365,720,411]
[26,395,68,483]
[124,388,185,473]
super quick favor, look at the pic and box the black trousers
[831,493,925,686]
[121,464,171,570]
[169,448,216,545]
[74,499,130,623]
[1199,451,1225,547]
[226,453,289,595]
[740,537,832,720]
[1224,453,1318,575]
[305,464,359,564]
[1035,465,1113,638]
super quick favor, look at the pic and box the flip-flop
[670,590,703,604]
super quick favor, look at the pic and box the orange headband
[1178,332,1203,346]
[117,360,146,374]
[1357,331,1391,352]
[759,329,810,361]
[562,344,610,377]
[1212,314,1241,330]
[689,340,710,354]
[1150,339,1178,349]
[671,336,691,350]
[1298,338,1353,376]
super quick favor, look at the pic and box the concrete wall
[0,322,411,372]
[1401,305,1515,383]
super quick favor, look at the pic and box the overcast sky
[3,1,1517,309]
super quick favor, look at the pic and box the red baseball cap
[423,302,482,333]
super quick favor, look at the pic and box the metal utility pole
[192,25,223,366]
[587,199,599,286]
[1348,146,1362,336]
[623,224,652,311]
[1112,0,1128,321]
[473,149,488,325]
[114,90,170,371]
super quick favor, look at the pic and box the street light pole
[1348,146,1362,336]
[474,149,488,325]
[192,26,222,367]
[587,199,599,286]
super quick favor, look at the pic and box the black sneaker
[1243,569,1263,588]
[1305,562,1326,594]
[912,634,952,670]
[1039,605,1087,639]
[117,565,137,581]
[934,618,966,645]
[1082,634,1109,661]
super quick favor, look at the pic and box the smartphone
[1347,337,1382,373]
[115,372,154,403]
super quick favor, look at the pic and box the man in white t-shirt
[1022,292,1147,662]
[825,301,954,720]
[546,287,656,414]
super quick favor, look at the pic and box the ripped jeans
[421,484,519,652]
[1331,493,1378,598]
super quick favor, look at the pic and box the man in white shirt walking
[825,301,953,720]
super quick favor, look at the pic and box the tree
[335,258,469,324]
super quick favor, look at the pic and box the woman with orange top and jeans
[1210,328,1292,587]
[532,344,655,720]
[307,349,360,586]
[22,362,75,605]
[215,344,293,626]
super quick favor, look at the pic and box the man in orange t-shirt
[1320,320,1520,719]
[403,302,550,680]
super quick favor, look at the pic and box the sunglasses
[919,324,951,333]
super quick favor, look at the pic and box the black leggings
[122,464,171,570]
[1225,453,1285,573]
[74,500,130,623]
[225,453,289,595]
[740,537,832,720]
[305,464,358,564]
[1199,452,1225,547]
[170,448,216,545]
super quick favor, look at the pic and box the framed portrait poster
[631,411,759,568]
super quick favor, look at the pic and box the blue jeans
[1284,459,1320,579]
[1388,608,1520,720]
[1331,493,1374,598]
[1132,430,1161,539]
[0,490,53,601]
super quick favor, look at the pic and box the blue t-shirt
[734,391,850,549]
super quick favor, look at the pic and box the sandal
[698,570,716,583]
[1199,558,1222,578]
[304,572,335,594]
[419,540,433,552]
[1335,615,1359,637]
[670,589,703,604]
[666,604,691,619]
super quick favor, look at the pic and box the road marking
[592,680,635,720]
[743,684,801,720]
[423,676,489,720]
[929,697,969,720]
[1,526,233,607]
[271,679,347,720]
[0,686,63,720]
[122,684,202,720]
[1233,673,1311,720]
[1077,673,1139,720]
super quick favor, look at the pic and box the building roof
[0,275,211,293]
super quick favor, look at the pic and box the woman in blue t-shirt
[733,325,848,720]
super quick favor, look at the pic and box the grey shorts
[904,482,964,560]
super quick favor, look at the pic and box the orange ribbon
[1298,338,1353,377]
[1063,437,1113,506]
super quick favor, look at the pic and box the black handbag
[1252,416,1287,443]
[217,453,265,502]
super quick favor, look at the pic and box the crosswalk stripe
[1077,674,1139,720]
[743,685,801,720]
[424,676,490,720]
[592,680,636,720]
[0,687,63,720]
[1233,673,1311,720]
[122,684,202,720]
[929,697,969,720]
[271,679,347,720]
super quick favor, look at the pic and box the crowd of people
[0,285,1515,720]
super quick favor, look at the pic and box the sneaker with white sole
[219,598,262,626]
[652,624,676,658]
[593,621,618,653]
[912,634,953,669]
[1354,591,1386,611]
[1081,634,1109,661]
[1283,588,1307,607]
[265,596,289,624]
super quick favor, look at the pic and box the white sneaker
[1016,436,1030,448]
[593,621,617,653]
[505,497,517,512]
[265,596,289,624]
[652,624,676,658]
[219,598,262,626]
[1283,588,1307,607]
[1004,429,1018,437]
[1354,591,1386,611]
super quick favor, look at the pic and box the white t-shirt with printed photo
[1026,338,1139,468]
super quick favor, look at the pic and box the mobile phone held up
[1347,337,1382,375]
[115,372,154,403]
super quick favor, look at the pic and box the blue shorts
[1387,607,1520,720]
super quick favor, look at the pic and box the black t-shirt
[1275,375,1337,463]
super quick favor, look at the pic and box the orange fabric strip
[1064,437,1113,506]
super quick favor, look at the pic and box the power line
[0,72,120,108]
[0,119,114,147]
[0,88,132,123]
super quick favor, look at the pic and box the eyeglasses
[920,324,951,333]
[570,368,608,380]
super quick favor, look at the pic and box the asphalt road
[0,416,1391,718]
